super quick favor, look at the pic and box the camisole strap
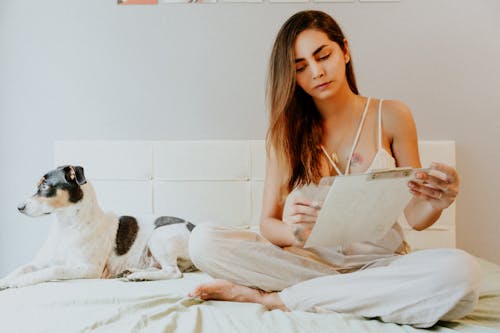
[378,99,384,149]
[344,96,371,175]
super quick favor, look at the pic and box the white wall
[1,0,499,275]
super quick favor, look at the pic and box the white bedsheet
[0,258,499,333]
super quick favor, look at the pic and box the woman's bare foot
[189,279,289,311]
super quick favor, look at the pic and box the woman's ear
[343,38,351,64]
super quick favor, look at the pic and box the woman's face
[293,29,350,101]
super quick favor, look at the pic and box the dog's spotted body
[0,165,196,290]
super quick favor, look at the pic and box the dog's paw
[115,270,133,279]
[125,268,182,281]
[0,282,14,291]
[121,278,148,282]
[0,279,10,291]
[120,272,150,282]
[116,269,152,282]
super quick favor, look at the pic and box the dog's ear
[63,165,87,185]
[73,166,87,185]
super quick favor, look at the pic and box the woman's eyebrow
[295,45,328,63]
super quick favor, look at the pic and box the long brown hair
[266,10,359,196]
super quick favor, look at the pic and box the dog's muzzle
[17,203,26,212]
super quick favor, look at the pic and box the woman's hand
[408,162,459,211]
[282,197,322,247]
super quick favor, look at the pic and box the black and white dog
[0,165,196,290]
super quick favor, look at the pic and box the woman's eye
[318,53,330,60]
[296,65,306,73]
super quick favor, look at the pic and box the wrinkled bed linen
[0,258,499,333]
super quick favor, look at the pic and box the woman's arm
[386,100,457,231]
[259,149,296,247]
[259,147,319,247]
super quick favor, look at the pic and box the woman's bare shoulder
[380,99,413,118]
[379,99,416,138]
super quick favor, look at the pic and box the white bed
[0,140,499,333]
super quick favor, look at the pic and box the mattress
[0,257,499,333]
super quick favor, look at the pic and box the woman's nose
[311,62,325,80]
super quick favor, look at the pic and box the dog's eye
[40,183,50,191]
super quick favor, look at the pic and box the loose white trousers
[189,223,481,328]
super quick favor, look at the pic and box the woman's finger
[290,204,320,217]
[289,214,317,223]
[414,172,450,192]
[430,162,459,185]
[293,197,314,206]
[292,197,323,209]
[408,180,444,200]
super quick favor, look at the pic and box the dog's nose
[17,203,26,212]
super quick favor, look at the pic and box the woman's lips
[315,81,332,90]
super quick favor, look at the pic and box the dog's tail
[154,216,196,231]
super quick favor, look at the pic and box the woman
[188,10,480,328]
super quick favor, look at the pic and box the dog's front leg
[5,264,101,289]
[0,263,42,290]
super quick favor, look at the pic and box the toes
[189,285,204,298]
[191,285,215,300]
[189,280,235,300]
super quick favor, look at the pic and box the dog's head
[18,165,87,217]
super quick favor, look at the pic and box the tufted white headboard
[54,140,456,249]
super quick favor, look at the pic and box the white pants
[189,223,481,328]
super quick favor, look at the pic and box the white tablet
[304,168,427,248]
